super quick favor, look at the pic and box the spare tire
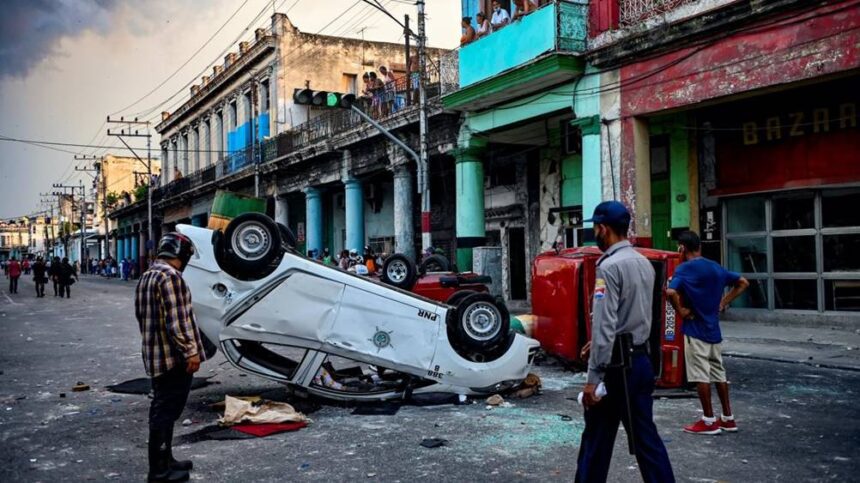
[420,254,450,273]
[451,293,510,351]
[222,213,282,280]
[381,253,417,290]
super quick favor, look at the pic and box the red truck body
[531,246,685,388]
[410,272,490,303]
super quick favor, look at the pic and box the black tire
[222,213,282,280]
[452,293,510,351]
[380,253,417,289]
[277,222,297,249]
[445,289,477,307]
[420,254,450,273]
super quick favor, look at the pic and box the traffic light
[293,88,356,109]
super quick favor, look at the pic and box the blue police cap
[584,201,631,225]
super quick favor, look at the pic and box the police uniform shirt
[587,240,655,384]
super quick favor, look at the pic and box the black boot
[148,428,189,482]
[165,426,193,471]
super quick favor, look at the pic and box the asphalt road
[1,275,858,482]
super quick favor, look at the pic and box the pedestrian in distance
[6,257,21,294]
[32,257,48,297]
[49,256,61,296]
[666,230,750,435]
[58,257,77,298]
[22,258,31,275]
[135,233,206,482]
[575,201,675,483]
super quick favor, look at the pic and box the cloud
[0,0,119,78]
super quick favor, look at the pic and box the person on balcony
[378,66,398,114]
[460,17,476,46]
[476,12,490,38]
[513,0,538,21]
[490,0,510,31]
[368,71,386,118]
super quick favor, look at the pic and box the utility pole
[75,157,99,257]
[417,0,431,252]
[251,77,260,197]
[404,15,411,106]
[78,179,86,265]
[107,117,154,263]
[52,183,84,260]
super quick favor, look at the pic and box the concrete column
[631,117,652,245]
[344,178,365,253]
[131,234,139,266]
[116,235,124,262]
[392,164,414,260]
[572,115,602,244]
[275,195,289,227]
[125,237,132,262]
[304,187,323,256]
[453,135,488,271]
[139,231,146,270]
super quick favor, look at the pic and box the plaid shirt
[135,260,206,377]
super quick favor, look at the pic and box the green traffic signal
[326,92,341,107]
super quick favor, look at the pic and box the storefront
[700,77,860,315]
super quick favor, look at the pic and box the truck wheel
[381,254,417,289]
[445,289,477,307]
[420,254,450,273]
[222,213,282,280]
[453,293,510,351]
[277,222,297,249]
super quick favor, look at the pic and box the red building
[587,0,859,321]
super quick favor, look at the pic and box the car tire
[277,222,297,249]
[380,253,417,289]
[452,293,510,351]
[222,213,283,280]
[445,289,477,307]
[420,254,450,273]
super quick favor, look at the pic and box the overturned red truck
[530,246,686,389]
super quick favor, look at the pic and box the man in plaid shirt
[135,232,205,483]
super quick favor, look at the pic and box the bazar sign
[741,102,856,145]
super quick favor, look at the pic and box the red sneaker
[683,419,721,435]
[719,417,738,432]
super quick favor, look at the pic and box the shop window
[726,197,765,233]
[822,189,860,228]
[368,236,394,256]
[730,279,768,309]
[726,237,767,274]
[773,236,816,273]
[823,234,860,272]
[774,279,817,310]
[824,280,860,311]
[772,193,814,231]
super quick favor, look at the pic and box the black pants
[149,365,193,432]
[59,283,70,298]
[8,276,18,293]
[575,353,675,483]
[35,282,45,297]
[53,280,59,296]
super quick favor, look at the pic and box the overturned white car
[177,213,539,402]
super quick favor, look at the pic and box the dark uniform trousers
[149,365,193,432]
[575,353,675,483]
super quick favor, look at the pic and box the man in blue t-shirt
[667,230,749,435]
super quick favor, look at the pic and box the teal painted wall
[467,82,577,133]
[459,4,558,88]
[574,66,602,229]
[561,154,583,208]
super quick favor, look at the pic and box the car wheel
[445,289,477,307]
[222,213,283,280]
[277,222,297,249]
[453,293,510,351]
[420,254,450,273]
[381,253,417,289]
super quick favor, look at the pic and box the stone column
[453,135,488,272]
[304,187,322,256]
[116,234,124,263]
[344,178,365,253]
[131,232,139,269]
[274,194,289,227]
[571,115,602,244]
[392,164,414,260]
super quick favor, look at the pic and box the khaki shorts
[685,335,727,383]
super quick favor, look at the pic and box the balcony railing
[457,0,587,89]
[619,0,698,27]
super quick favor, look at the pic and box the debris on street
[420,438,448,449]
[219,395,309,426]
[72,382,90,392]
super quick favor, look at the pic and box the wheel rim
[386,259,408,283]
[231,221,271,261]
[462,302,501,341]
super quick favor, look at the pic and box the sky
[0,0,459,219]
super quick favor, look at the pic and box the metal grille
[619,0,698,26]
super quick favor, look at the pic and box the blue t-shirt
[668,257,740,344]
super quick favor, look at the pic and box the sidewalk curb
[724,351,860,373]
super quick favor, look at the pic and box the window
[342,73,357,95]
[260,79,270,111]
[368,236,394,256]
[723,188,860,312]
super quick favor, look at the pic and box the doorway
[508,227,527,300]
[650,134,672,250]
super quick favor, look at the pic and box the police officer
[575,201,675,483]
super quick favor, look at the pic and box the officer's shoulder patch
[594,278,606,300]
